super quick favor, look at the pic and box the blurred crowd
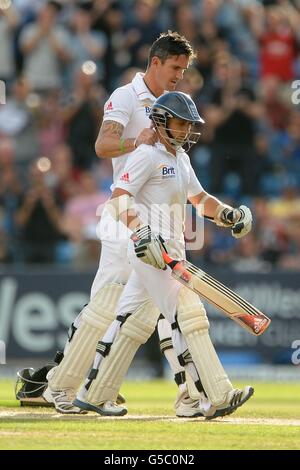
[0,0,300,271]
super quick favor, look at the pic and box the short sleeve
[103,88,134,128]
[187,163,204,198]
[116,145,155,196]
[55,28,73,52]
[19,24,36,48]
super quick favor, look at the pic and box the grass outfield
[0,379,300,450]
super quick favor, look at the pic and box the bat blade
[162,253,271,336]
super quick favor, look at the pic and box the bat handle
[162,251,180,269]
[162,251,172,264]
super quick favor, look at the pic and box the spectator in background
[206,221,237,267]
[197,0,228,53]
[69,2,107,84]
[0,137,15,171]
[0,77,39,172]
[231,232,271,273]
[278,214,300,271]
[62,170,109,265]
[119,66,142,87]
[173,3,200,46]
[205,53,263,195]
[62,170,108,243]
[176,65,203,98]
[267,181,300,220]
[37,90,65,158]
[125,0,162,68]
[49,143,80,203]
[92,157,113,193]
[0,137,22,262]
[249,4,299,82]
[15,160,65,263]
[253,197,289,265]
[0,0,19,85]
[0,219,8,263]
[20,1,72,92]
[259,76,291,131]
[95,2,128,91]
[62,69,105,170]
[281,111,300,182]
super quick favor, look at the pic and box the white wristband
[106,194,134,221]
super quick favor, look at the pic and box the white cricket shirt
[102,72,156,191]
[116,143,204,258]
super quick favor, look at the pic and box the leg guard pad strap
[86,302,159,404]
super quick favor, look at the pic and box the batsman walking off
[74,91,254,418]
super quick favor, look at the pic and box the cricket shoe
[43,386,87,414]
[43,367,86,414]
[175,388,211,418]
[73,398,127,416]
[204,385,254,420]
[116,393,126,404]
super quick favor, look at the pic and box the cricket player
[73,91,254,418]
[43,32,212,415]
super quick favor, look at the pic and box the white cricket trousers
[90,209,132,298]
[116,242,202,362]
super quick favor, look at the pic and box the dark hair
[147,31,195,68]
[47,1,63,12]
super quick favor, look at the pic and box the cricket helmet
[150,91,204,150]
[15,351,64,403]
[15,366,52,399]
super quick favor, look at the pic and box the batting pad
[177,287,233,406]
[85,301,159,404]
[48,284,124,391]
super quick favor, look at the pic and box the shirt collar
[132,72,156,101]
[155,141,185,157]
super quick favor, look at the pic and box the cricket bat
[162,252,271,336]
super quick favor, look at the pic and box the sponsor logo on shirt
[120,172,130,183]
[142,99,152,117]
[106,101,113,111]
[159,164,176,179]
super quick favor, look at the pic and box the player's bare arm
[95,121,157,159]
[189,191,252,239]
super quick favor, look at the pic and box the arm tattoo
[100,120,124,138]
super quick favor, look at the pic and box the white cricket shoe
[204,385,254,420]
[73,397,127,416]
[175,387,212,418]
[43,386,87,414]
[43,365,87,414]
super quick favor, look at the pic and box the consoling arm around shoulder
[95,121,136,158]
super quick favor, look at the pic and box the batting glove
[220,205,252,238]
[131,225,167,269]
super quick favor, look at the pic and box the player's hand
[223,205,252,238]
[135,128,158,147]
[131,225,167,269]
[231,205,252,238]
